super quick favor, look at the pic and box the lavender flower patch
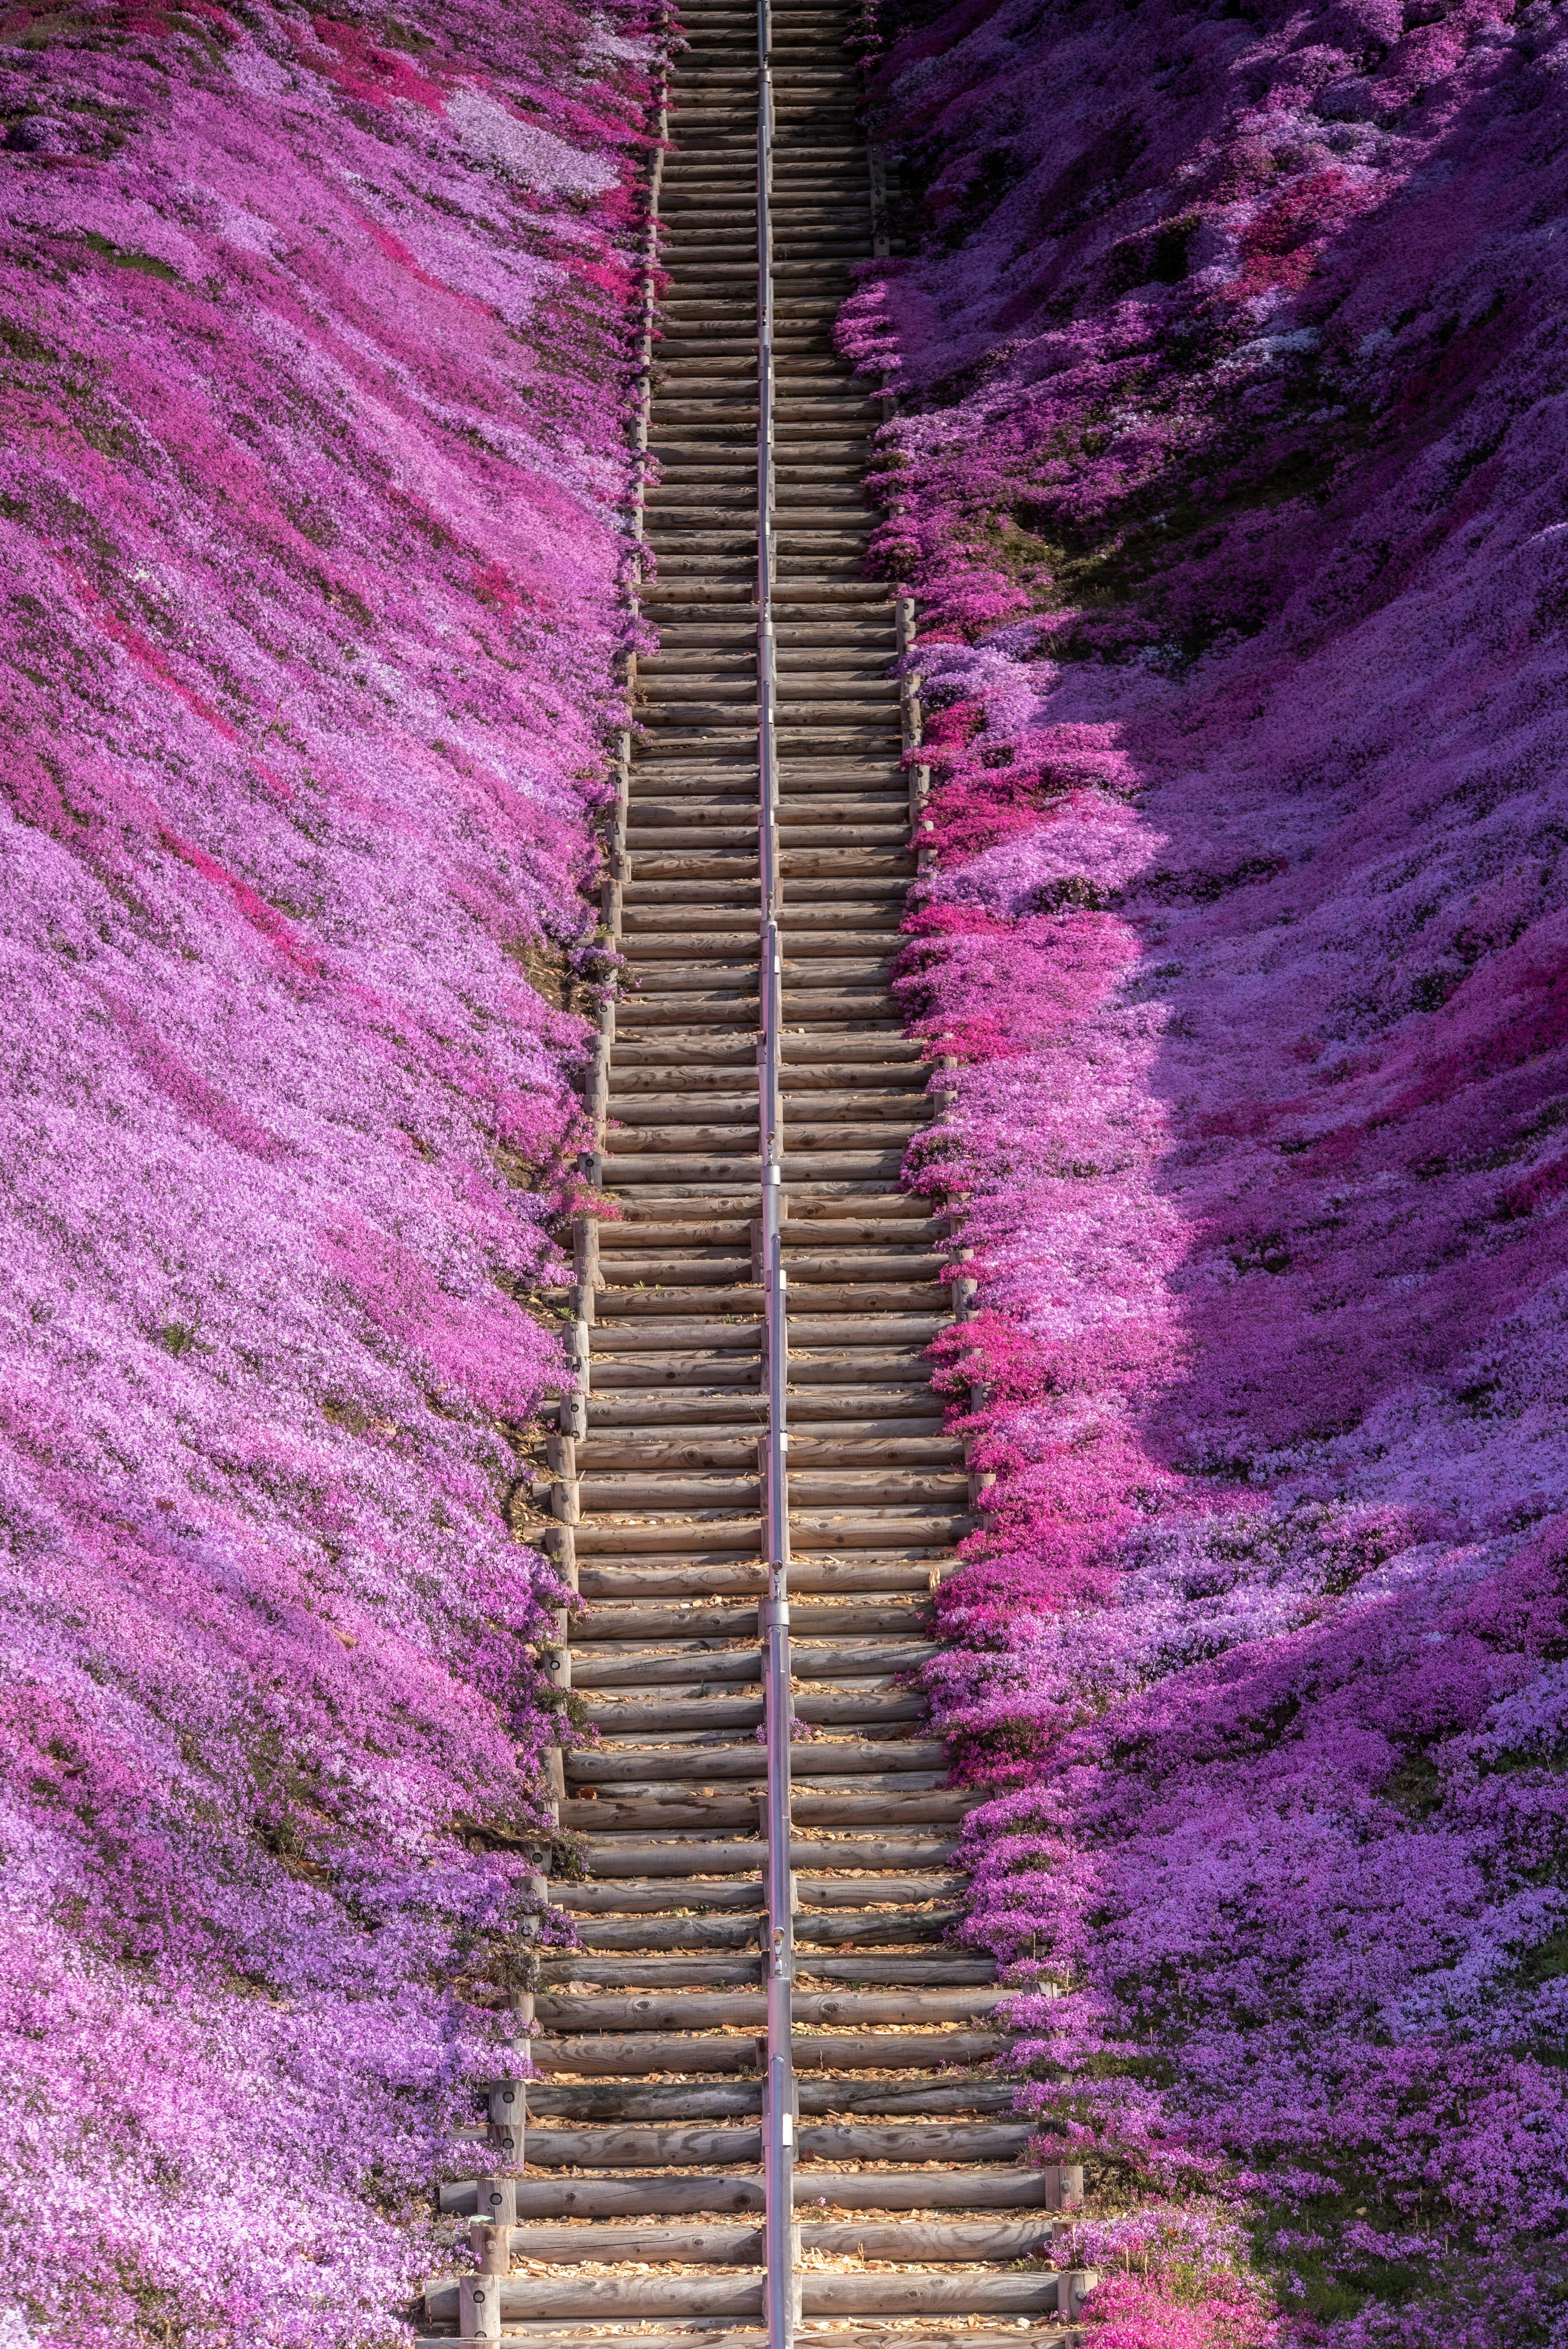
[0,0,654,2338]
[855,0,1568,2337]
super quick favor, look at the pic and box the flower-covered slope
[851,0,1568,2338]
[0,2,652,2341]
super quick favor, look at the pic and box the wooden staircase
[420,3,1091,2343]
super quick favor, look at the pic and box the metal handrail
[757,0,795,2342]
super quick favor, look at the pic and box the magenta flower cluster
[0,0,653,2340]
[851,0,1568,2338]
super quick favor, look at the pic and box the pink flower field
[847,0,1568,2339]
[0,0,652,2337]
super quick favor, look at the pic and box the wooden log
[572,1597,919,1642]
[439,2171,764,2221]
[588,1352,763,1391]
[472,2177,517,2229]
[468,2218,509,2276]
[543,1954,762,1989]
[595,1285,764,1319]
[570,1651,763,1696]
[800,2118,1031,2162]
[582,1692,767,1734]
[800,2079,1020,2120]
[793,1954,996,1987]
[577,1833,960,1877]
[788,1312,942,1344]
[530,2030,762,2075]
[525,2120,759,2166]
[788,1471,969,1504]
[579,1315,762,1352]
[798,2218,1050,2261]
[527,2079,763,2119]
[570,1640,942,1692]
[562,1878,765,1912]
[795,1905,962,1947]
[426,2275,765,2324]
[563,1793,759,1831]
[460,2161,765,2217]
[573,1518,764,1558]
[788,1789,983,1827]
[501,2275,763,2320]
[792,1640,938,1678]
[790,1510,972,1548]
[529,2024,1004,2077]
[485,2079,526,2128]
[803,2272,1062,2316]
[423,2334,1060,2349]
[521,2116,1031,2168]
[1060,2269,1100,2319]
[531,1987,1006,2032]
[570,1598,760,1642]
[584,1686,927,1735]
[566,1738,949,1785]
[791,1761,952,1791]
[796,1873,965,1906]
[789,2166,1055,2213]
[508,2221,763,2264]
[573,1220,602,1295]
[572,1911,759,1952]
[791,2028,1007,2070]
[1041,2160,1086,2210]
[454,2274,500,2342]
[581,1838,766,1876]
[541,1520,576,1586]
[579,1553,770,1594]
[580,1475,759,1510]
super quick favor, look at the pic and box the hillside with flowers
[0,0,653,2339]
[849,0,1568,2340]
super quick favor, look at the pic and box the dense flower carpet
[0,2,651,2335]
[847,0,1568,2339]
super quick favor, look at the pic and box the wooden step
[532,1987,1008,2031]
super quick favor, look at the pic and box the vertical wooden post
[567,1319,590,1429]
[544,1519,577,1593]
[587,1018,611,1154]
[1042,2161,1085,2209]
[487,2077,526,2131]
[469,2217,511,2274]
[547,1432,580,1525]
[458,2273,502,2342]
[473,2175,517,2230]
[573,1219,601,1321]
[894,593,932,865]
[1058,2267,1098,2320]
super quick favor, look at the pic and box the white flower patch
[1214,327,1322,377]
[446,84,615,197]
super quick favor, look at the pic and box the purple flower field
[849,0,1568,2339]
[0,0,651,2336]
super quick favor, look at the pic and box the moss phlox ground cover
[0,0,657,2338]
[850,0,1568,2338]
